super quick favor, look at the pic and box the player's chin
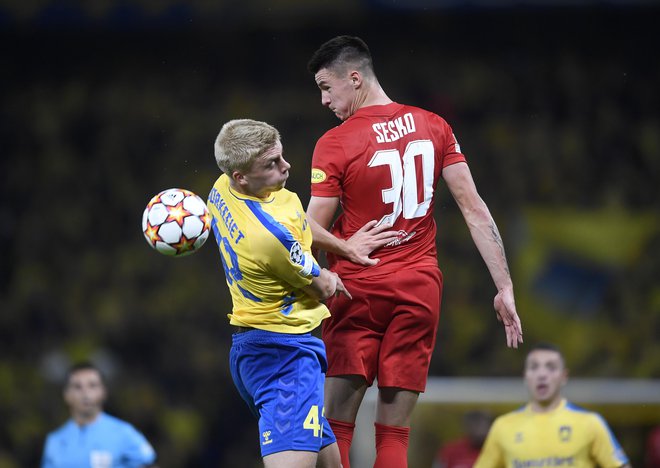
[272,180,287,191]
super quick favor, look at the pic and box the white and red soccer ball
[142,188,210,257]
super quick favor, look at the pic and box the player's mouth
[536,383,549,395]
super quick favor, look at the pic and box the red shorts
[322,267,443,392]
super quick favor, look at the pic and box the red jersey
[311,102,466,278]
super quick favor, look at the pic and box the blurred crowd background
[1,1,659,467]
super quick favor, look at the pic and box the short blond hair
[214,119,280,174]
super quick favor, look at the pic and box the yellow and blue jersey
[475,399,629,468]
[207,174,328,333]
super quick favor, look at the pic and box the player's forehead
[525,349,563,367]
[252,141,283,167]
[314,67,343,87]
[68,369,102,385]
[261,140,282,159]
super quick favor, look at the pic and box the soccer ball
[142,188,211,257]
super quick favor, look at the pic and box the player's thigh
[379,267,442,391]
[263,449,317,468]
[317,441,342,468]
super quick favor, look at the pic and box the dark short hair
[525,342,566,366]
[307,35,374,75]
[65,362,106,388]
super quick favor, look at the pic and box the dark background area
[1,1,659,466]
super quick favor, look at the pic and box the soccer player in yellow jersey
[474,343,630,468]
[207,119,349,468]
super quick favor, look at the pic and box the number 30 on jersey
[368,140,435,226]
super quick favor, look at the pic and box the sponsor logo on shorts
[262,430,273,446]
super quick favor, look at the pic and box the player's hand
[333,274,352,300]
[494,286,523,348]
[344,220,399,266]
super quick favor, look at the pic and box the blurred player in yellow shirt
[475,343,630,468]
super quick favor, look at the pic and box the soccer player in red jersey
[306,36,523,468]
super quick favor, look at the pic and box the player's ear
[349,70,361,88]
[231,170,246,186]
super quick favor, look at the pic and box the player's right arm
[473,419,504,468]
[302,267,352,301]
[307,196,397,266]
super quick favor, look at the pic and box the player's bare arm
[307,195,398,266]
[443,162,523,348]
[302,267,352,300]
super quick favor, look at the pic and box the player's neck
[73,410,102,427]
[229,180,271,200]
[530,396,564,413]
[356,84,392,110]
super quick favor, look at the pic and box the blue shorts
[230,329,336,457]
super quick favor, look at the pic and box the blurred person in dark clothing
[433,410,493,468]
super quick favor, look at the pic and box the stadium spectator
[433,410,493,468]
[305,35,523,468]
[41,362,157,468]
[644,425,660,468]
[207,118,349,468]
[474,342,630,468]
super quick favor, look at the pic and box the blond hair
[214,119,280,174]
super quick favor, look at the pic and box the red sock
[328,418,355,468]
[374,422,410,468]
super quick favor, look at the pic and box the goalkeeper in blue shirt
[41,362,157,468]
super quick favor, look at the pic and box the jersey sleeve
[437,117,467,168]
[473,419,505,468]
[262,237,321,289]
[311,133,345,197]
[120,423,156,467]
[252,210,321,290]
[589,414,629,468]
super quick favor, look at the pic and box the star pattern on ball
[144,223,161,246]
[166,203,189,226]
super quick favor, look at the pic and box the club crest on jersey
[559,425,571,442]
[311,168,327,183]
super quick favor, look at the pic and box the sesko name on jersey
[372,112,416,143]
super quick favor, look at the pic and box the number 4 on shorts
[303,404,324,438]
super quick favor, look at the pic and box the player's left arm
[307,196,397,266]
[120,424,157,468]
[443,161,523,349]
